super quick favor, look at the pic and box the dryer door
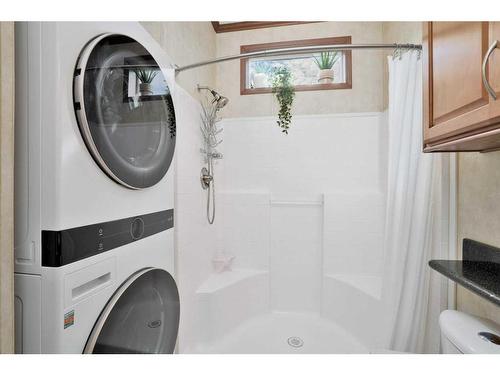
[84,268,180,354]
[74,34,176,189]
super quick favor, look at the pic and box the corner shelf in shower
[429,238,500,307]
[324,274,382,300]
[196,269,268,295]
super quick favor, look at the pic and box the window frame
[240,36,353,95]
[211,22,319,33]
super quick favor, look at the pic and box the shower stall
[166,22,455,354]
[184,112,391,353]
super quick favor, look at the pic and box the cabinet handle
[482,40,498,100]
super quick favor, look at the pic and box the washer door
[74,34,176,189]
[84,268,180,354]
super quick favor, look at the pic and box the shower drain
[287,336,304,348]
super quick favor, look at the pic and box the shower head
[197,85,229,110]
[215,95,229,110]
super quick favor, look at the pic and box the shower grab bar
[175,43,422,72]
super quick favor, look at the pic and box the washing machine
[14,22,179,353]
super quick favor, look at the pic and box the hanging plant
[271,66,295,135]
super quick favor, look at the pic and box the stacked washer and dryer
[14,22,180,353]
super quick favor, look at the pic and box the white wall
[172,86,218,352]
[269,202,323,313]
[214,113,387,317]
[219,113,386,194]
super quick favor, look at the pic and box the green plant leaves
[134,68,159,84]
[313,51,340,70]
[271,67,295,135]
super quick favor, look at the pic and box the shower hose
[206,157,215,224]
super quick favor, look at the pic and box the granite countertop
[429,259,500,306]
[429,238,500,307]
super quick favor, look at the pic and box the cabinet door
[423,22,491,147]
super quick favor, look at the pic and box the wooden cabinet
[423,22,500,152]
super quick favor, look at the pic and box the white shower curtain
[383,51,450,353]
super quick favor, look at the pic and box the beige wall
[141,22,216,99]
[142,21,423,117]
[215,22,385,118]
[0,21,15,354]
[457,152,500,326]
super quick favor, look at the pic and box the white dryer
[14,22,179,353]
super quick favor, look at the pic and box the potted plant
[271,66,295,135]
[252,61,270,88]
[135,68,159,96]
[313,51,340,84]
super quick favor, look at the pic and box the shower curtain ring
[393,45,400,60]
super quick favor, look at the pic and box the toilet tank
[439,310,500,354]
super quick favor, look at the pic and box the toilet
[440,310,500,354]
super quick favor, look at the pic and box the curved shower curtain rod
[174,43,422,72]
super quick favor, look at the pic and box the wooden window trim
[240,36,353,95]
[211,22,319,33]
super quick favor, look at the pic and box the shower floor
[192,312,369,354]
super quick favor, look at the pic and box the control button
[98,228,104,236]
[130,217,144,240]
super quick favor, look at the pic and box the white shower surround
[173,86,219,352]
[180,112,392,353]
[164,22,455,355]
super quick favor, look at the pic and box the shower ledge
[196,268,268,294]
[324,274,382,300]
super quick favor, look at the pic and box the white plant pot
[253,72,268,88]
[139,82,153,96]
[318,69,334,84]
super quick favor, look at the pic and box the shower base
[190,311,369,354]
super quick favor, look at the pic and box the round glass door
[74,34,176,189]
[84,268,180,354]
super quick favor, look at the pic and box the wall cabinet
[423,22,500,152]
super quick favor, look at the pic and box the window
[124,56,170,103]
[240,36,352,95]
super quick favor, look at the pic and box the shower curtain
[383,51,450,353]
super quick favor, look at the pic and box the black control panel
[42,209,174,267]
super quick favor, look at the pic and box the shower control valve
[200,167,213,190]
